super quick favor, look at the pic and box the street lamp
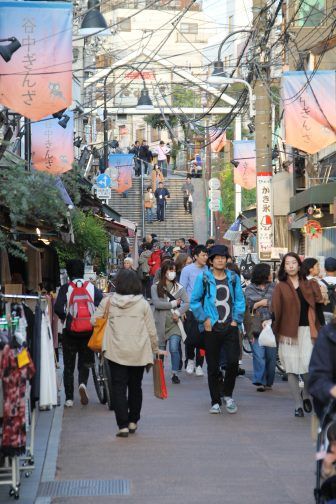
[103,64,154,171]
[79,0,110,37]
[0,37,21,62]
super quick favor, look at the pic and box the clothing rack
[0,292,47,499]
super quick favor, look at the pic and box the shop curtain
[107,154,134,193]
[232,140,256,189]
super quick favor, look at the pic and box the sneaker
[128,423,137,434]
[186,360,195,375]
[79,383,89,405]
[209,403,221,414]
[116,428,129,438]
[64,399,73,408]
[195,366,204,377]
[225,397,238,414]
[172,374,180,384]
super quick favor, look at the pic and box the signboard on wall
[257,174,274,260]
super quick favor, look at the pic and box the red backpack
[67,281,95,334]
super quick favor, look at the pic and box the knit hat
[208,244,229,259]
[325,257,336,272]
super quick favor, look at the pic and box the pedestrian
[139,234,153,255]
[175,237,188,254]
[139,140,152,176]
[271,252,324,417]
[162,238,173,256]
[188,238,198,257]
[175,253,191,282]
[320,257,336,324]
[54,259,103,408]
[181,175,194,214]
[91,269,165,437]
[172,246,181,261]
[144,186,154,224]
[129,140,141,176]
[151,164,164,191]
[155,140,169,177]
[123,257,135,270]
[245,263,277,392]
[154,182,170,222]
[205,238,215,250]
[151,260,189,384]
[138,243,152,299]
[190,245,246,414]
[301,257,329,308]
[148,241,162,279]
[166,142,171,167]
[180,245,209,376]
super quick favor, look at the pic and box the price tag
[17,348,31,368]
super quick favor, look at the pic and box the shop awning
[290,182,336,213]
[95,216,129,237]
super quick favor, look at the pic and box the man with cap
[190,245,245,414]
[320,257,336,324]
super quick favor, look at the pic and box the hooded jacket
[91,294,159,367]
[309,322,336,418]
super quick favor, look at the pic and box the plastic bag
[258,322,276,348]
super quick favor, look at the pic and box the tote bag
[153,357,168,399]
[88,299,111,353]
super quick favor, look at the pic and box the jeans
[168,334,181,373]
[204,325,240,405]
[183,196,192,214]
[158,159,167,177]
[251,337,277,386]
[134,159,141,177]
[145,207,153,223]
[157,203,165,221]
[107,360,145,429]
[62,332,94,401]
[141,160,149,175]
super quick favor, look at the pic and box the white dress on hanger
[39,310,57,408]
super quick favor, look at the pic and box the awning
[95,216,128,237]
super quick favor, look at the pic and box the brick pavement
[49,357,316,504]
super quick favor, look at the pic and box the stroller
[315,400,336,503]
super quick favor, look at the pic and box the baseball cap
[208,244,229,260]
[325,257,336,272]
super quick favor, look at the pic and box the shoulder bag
[87,298,111,353]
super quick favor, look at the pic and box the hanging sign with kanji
[257,174,274,260]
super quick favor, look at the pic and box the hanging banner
[232,140,256,189]
[0,1,72,120]
[31,113,73,174]
[257,174,274,260]
[282,71,336,154]
[107,154,133,193]
[210,128,226,153]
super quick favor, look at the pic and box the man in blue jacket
[190,245,245,414]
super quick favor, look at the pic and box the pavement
[28,355,317,504]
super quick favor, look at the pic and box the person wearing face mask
[271,252,324,417]
[151,261,189,384]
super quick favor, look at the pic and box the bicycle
[92,352,114,410]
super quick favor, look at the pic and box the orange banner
[0,1,72,120]
[282,71,336,154]
[210,128,226,153]
[31,114,73,174]
[232,140,256,189]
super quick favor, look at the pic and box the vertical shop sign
[257,173,274,260]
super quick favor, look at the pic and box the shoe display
[225,398,238,414]
[64,399,74,408]
[186,360,195,375]
[128,423,137,434]
[78,383,89,405]
[209,403,221,414]
[294,407,304,417]
[172,374,180,384]
[195,366,204,377]
[116,428,129,438]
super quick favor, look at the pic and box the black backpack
[321,279,336,313]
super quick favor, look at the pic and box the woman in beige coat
[92,269,165,438]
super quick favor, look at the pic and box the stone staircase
[107,176,195,244]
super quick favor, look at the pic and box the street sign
[209,189,221,200]
[209,177,220,190]
[96,187,111,199]
[208,200,221,211]
[96,173,111,188]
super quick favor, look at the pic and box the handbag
[87,298,111,353]
[258,322,276,348]
[153,356,168,399]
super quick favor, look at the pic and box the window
[180,22,198,34]
[117,17,131,31]
[296,0,325,27]
[228,15,234,33]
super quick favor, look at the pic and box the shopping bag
[88,298,111,352]
[153,357,168,399]
[258,322,276,348]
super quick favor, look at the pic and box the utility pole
[253,0,274,260]
[234,116,242,217]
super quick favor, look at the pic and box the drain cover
[38,479,130,497]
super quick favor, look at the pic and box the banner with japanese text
[0,1,72,120]
[31,113,73,174]
[282,71,336,154]
[232,140,256,189]
[210,128,226,153]
[257,174,274,260]
[107,154,133,193]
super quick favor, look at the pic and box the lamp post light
[0,37,21,62]
[79,0,110,37]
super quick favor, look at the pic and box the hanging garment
[30,304,41,409]
[0,345,35,456]
[39,312,57,408]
